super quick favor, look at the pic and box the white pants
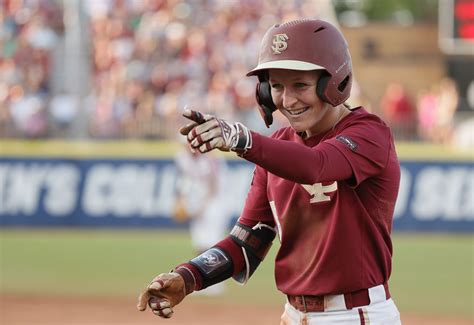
[280,285,401,325]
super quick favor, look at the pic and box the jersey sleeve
[243,132,353,185]
[238,165,275,228]
[242,117,391,187]
[324,118,392,186]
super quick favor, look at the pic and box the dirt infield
[1,294,472,325]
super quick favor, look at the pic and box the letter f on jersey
[302,182,338,203]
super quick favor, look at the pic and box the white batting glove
[179,109,252,154]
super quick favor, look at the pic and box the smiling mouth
[286,107,309,116]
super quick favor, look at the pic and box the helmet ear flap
[317,71,352,106]
[255,76,277,128]
[316,71,331,104]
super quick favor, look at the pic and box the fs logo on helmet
[272,33,289,54]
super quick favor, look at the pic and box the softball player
[138,19,401,325]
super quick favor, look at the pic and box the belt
[287,283,390,313]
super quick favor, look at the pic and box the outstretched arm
[137,220,276,319]
[181,109,353,184]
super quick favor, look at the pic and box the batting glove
[137,272,186,319]
[179,109,252,154]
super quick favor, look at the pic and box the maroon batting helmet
[247,19,353,127]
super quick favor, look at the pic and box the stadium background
[1,0,473,324]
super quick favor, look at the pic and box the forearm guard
[230,222,276,284]
[188,247,233,290]
[175,221,276,291]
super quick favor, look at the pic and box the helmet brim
[246,60,325,76]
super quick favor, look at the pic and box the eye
[270,83,282,90]
[294,82,308,88]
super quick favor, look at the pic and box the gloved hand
[179,109,252,154]
[137,272,186,319]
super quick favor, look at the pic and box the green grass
[0,230,472,319]
[390,233,473,318]
[0,230,193,298]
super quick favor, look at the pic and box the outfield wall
[0,140,472,232]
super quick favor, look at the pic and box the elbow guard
[230,222,276,284]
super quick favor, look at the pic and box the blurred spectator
[452,117,474,149]
[416,78,459,144]
[435,77,458,143]
[380,82,417,140]
[8,82,47,137]
[416,86,438,141]
[49,91,79,135]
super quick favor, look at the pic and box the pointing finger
[179,121,198,135]
[183,109,206,124]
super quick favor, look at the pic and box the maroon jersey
[239,107,400,296]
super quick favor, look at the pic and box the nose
[282,88,298,109]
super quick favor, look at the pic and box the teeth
[288,107,308,116]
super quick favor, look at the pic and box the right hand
[137,272,186,319]
[179,109,252,154]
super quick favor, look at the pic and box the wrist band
[174,266,196,295]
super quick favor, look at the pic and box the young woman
[138,19,401,325]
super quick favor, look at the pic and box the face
[269,69,333,137]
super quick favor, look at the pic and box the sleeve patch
[336,135,358,152]
[191,248,229,276]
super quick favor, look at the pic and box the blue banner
[0,158,253,228]
[0,157,473,232]
[394,161,473,231]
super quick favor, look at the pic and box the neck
[305,104,348,138]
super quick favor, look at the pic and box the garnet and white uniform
[217,107,401,324]
[241,107,399,294]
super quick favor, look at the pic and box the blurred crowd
[1,0,322,139]
[0,0,469,144]
[380,77,461,144]
[83,0,308,138]
[1,0,63,137]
